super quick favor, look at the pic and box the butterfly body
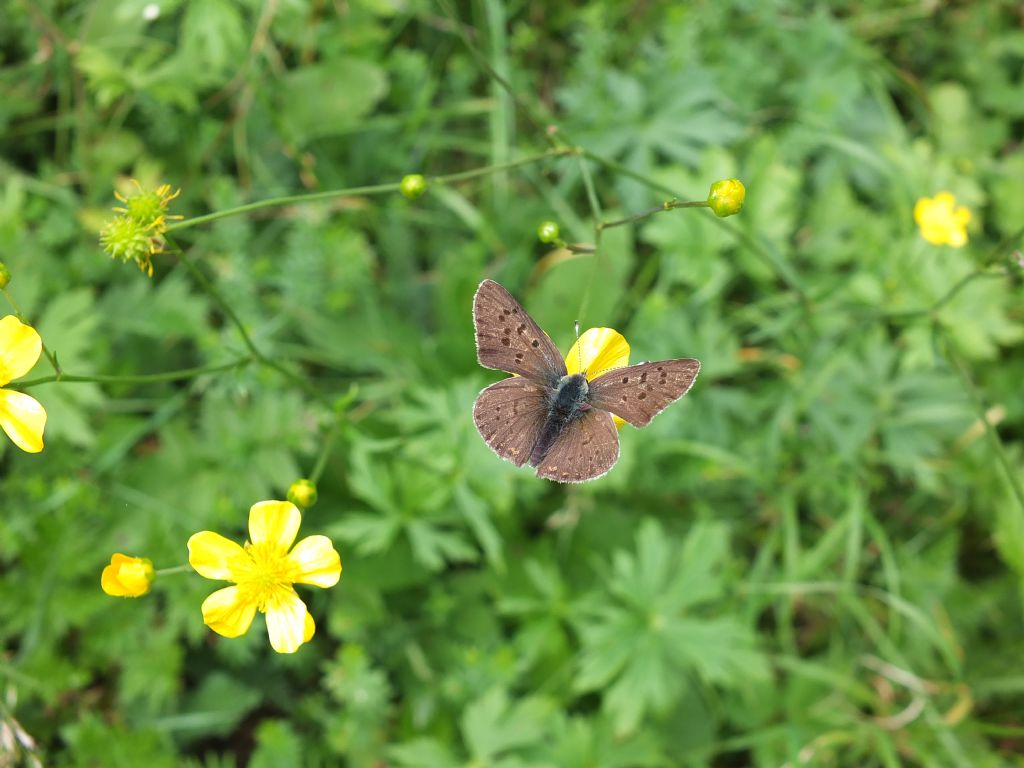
[472,279,700,483]
[528,373,590,467]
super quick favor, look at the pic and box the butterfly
[472,279,701,483]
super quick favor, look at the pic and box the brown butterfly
[472,279,701,483]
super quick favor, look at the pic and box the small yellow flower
[565,327,630,428]
[101,554,155,597]
[0,315,47,453]
[707,178,746,217]
[188,500,342,654]
[914,192,971,247]
[287,478,318,509]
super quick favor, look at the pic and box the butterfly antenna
[574,320,584,374]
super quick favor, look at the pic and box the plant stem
[166,150,570,232]
[169,238,329,406]
[155,564,192,576]
[947,340,1024,517]
[17,357,252,388]
[599,200,707,231]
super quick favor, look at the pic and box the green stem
[169,239,329,406]
[166,150,570,232]
[599,200,707,231]
[876,269,1005,322]
[947,340,1024,517]
[576,153,604,223]
[579,148,677,197]
[310,385,359,483]
[310,416,342,485]
[155,564,192,576]
[17,357,252,389]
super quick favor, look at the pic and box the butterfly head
[552,372,590,415]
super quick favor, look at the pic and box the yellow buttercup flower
[0,315,47,453]
[707,178,746,218]
[101,554,155,597]
[565,327,630,427]
[188,500,342,654]
[914,192,971,247]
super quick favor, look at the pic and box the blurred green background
[3,0,1024,766]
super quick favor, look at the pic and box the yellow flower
[101,554,155,597]
[188,500,342,654]
[0,315,47,453]
[914,192,971,247]
[287,478,318,509]
[565,327,630,427]
[707,178,746,217]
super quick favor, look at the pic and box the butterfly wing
[474,279,567,385]
[588,359,700,428]
[533,408,619,483]
[473,377,550,467]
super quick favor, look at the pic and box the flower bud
[287,478,318,509]
[707,178,746,217]
[0,262,10,289]
[400,174,427,200]
[537,220,560,244]
[101,554,155,597]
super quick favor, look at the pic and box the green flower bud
[707,178,746,218]
[0,262,10,289]
[287,478,318,509]
[400,174,427,200]
[537,220,560,244]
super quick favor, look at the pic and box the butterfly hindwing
[534,408,619,483]
[588,359,700,428]
[473,279,567,385]
[473,377,550,467]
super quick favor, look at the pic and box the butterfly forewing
[473,377,550,467]
[474,279,567,385]
[588,359,700,428]
[534,409,619,483]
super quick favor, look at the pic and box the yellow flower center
[230,541,299,612]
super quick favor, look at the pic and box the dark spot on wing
[504,327,512,334]
[517,323,527,334]
[531,339,540,348]
[621,376,629,384]
[502,338,511,347]
[638,392,646,400]
[640,372,648,383]
[515,352,524,361]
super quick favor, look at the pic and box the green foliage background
[3,1,1024,765]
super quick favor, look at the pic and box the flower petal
[0,389,46,453]
[0,316,42,385]
[188,531,245,580]
[265,590,308,654]
[303,611,316,643]
[201,586,257,638]
[288,535,342,588]
[101,554,154,597]
[248,500,301,549]
[565,327,630,380]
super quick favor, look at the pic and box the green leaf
[277,61,388,145]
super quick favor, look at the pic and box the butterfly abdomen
[528,373,589,466]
